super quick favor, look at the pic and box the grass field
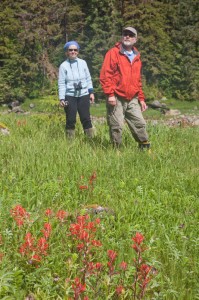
[0,100,199,299]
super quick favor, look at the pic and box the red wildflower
[72,277,86,296]
[45,208,53,217]
[77,243,84,251]
[16,219,24,227]
[41,223,52,239]
[31,254,42,263]
[89,171,97,185]
[77,215,89,224]
[107,250,117,261]
[91,240,102,247]
[0,253,4,262]
[95,218,100,224]
[132,243,140,253]
[86,221,96,231]
[140,264,152,276]
[56,210,67,222]
[25,233,35,248]
[10,205,30,227]
[141,277,151,289]
[132,232,144,245]
[79,185,89,190]
[37,237,48,255]
[107,261,114,271]
[19,232,35,256]
[79,230,89,242]
[95,262,103,270]
[88,262,95,272]
[70,223,81,236]
[119,261,128,271]
[116,285,124,296]
[10,205,29,217]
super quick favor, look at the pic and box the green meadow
[0,100,199,299]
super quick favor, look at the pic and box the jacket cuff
[88,88,94,94]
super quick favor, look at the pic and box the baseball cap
[64,41,80,51]
[123,27,137,37]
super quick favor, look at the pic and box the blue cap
[63,41,80,51]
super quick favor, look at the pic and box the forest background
[0,0,199,104]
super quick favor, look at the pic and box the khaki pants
[106,96,148,145]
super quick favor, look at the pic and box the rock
[192,119,199,126]
[165,109,181,116]
[29,103,35,109]
[7,100,20,109]
[148,100,169,113]
[0,123,10,135]
[161,97,167,101]
[11,106,24,113]
[81,204,115,217]
[0,128,10,135]
[161,103,167,108]
[150,100,162,108]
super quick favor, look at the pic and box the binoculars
[73,81,82,91]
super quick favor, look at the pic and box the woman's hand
[60,100,66,107]
[90,93,95,103]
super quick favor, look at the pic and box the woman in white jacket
[58,41,95,138]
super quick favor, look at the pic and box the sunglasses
[123,32,136,38]
[68,48,78,52]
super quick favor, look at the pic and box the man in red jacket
[100,27,150,149]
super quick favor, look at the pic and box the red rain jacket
[100,42,145,101]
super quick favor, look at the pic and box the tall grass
[0,112,199,299]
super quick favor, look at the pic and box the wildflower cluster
[131,232,155,299]
[19,223,51,265]
[45,208,68,223]
[8,205,157,299]
[10,205,30,227]
[70,215,102,278]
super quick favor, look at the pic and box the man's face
[122,30,137,47]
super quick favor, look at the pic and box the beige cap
[123,27,137,37]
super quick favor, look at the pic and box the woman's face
[66,46,79,60]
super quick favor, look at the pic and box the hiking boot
[66,129,75,139]
[84,128,94,138]
[138,141,151,150]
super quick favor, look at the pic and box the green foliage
[0,0,198,102]
[0,112,199,298]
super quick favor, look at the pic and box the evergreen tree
[78,0,123,100]
[169,0,199,100]
[0,0,198,102]
[123,0,176,97]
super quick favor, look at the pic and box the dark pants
[64,95,92,130]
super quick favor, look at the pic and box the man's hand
[90,93,95,103]
[60,100,66,107]
[108,96,117,106]
[140,101,147,112]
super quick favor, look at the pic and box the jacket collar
[115,42,139,56]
